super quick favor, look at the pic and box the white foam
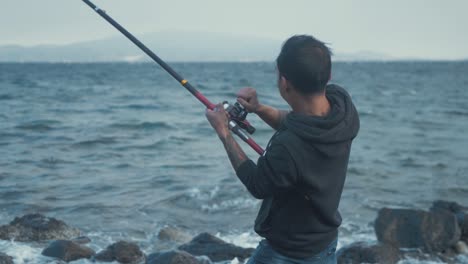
[0,240,51,264]
[216,231,261,249]
[0,239,118,264]
[188,186,220,200]
[397,258,445,264]
[201,198,259,213]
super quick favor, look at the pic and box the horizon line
[0,59,467,64]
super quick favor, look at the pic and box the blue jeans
[246,239,337,264]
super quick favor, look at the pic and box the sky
[0,0,467,60]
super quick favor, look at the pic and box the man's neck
[291,93,330,117]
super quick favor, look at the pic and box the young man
[205,35,360,264]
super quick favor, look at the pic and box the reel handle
[223,101,256,135]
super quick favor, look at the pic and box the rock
[158,226,192,244]
[337,241,400,264]
[178,233,254,262]
[455,241,468,255]
[0,252,13,264]
[431,200,467,215]
[42,240,95,262]
[71,236,91,244]
[194,255,213,264]
[95,241,145,264]
[0,214,80,242]
[147,250,201,264]
[374,208,461,252]
[431,200,468,243]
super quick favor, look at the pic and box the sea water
[0,61,467,263]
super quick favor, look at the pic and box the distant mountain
[335,50,396,61]
[0,31,279,62]
[0,31,396,62]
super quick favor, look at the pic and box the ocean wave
[163,187,259,214]
[109,121,174,130]
[0,240,51,264]
[347,167,366,176]
[200,198,259,213]
[444,110,468,117]
[11,77,42,89]
[400,157,424,168]
[113,104,162,110]
[43,157,73,164]
[114,163,132,169]
[113,140,166,151]
[0,94,14,100]
[188,187,220,201]
[38,157,75,168]
[72,137,118,148]
[217,231,261,250]
[0,132,25,139]
[15,120,61,132]
[159,163,211,170]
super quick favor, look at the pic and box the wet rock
[0,252,13,264]
[95,241,145,264]
[158,226,192,244]
[194,255,213,264]
[147,250,201,264]
[42,240,95,262]
[375,208,461,252]
[337,241,400,264]
[455,241,468,255]
[178,232,254,262]
[431,200,468,242]
[0,214,80,242]
[431,200,468,215]
[71,236,91,244]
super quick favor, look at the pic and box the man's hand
[205,103,230,139]
[237,87,260,113]
[206,103,249,171]
[238,87,289,130]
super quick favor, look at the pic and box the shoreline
[0,200,467,264]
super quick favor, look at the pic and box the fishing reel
[223,101,256,134]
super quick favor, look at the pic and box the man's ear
[279,76,285,85]
[282,77,293,93]
[278,76,284,91]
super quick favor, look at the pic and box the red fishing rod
[81,0,265,155]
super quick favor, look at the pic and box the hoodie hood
[284,84,359,154]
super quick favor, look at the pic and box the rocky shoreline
[338,200,468,264]
[0,213,253,264]
[0,200,467,264]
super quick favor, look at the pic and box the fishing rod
[81,0,265,155]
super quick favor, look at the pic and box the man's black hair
[276,35,332,95]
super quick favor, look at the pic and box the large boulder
[147,250,202,264]
[431,200,468,243]
[42,240,95,262]
[0,253,13,264]
[374,208,461,253]
[95,241,145,264]
[178,233,254,262]
[337,241,400,264]
[0,214,80,242]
